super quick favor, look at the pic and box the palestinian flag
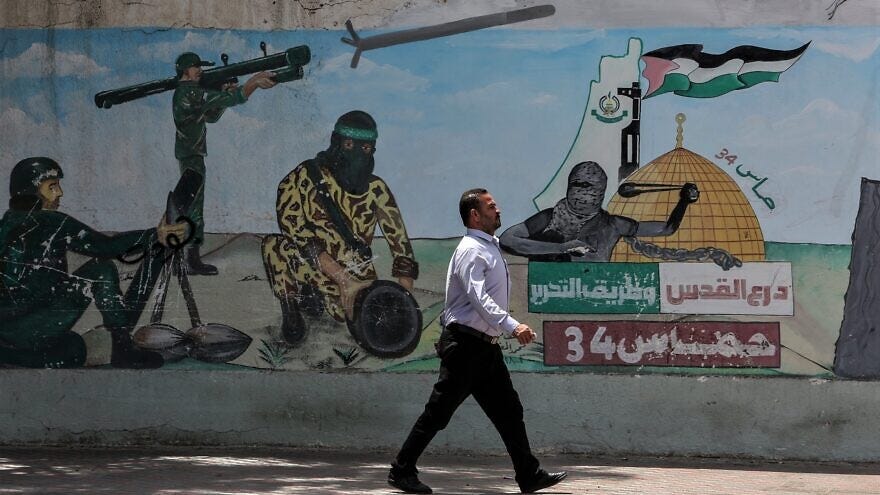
[642,42,810,98]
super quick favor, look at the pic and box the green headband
[334,124,377,141]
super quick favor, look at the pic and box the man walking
[388,189,567,494]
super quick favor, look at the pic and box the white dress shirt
[441,228,519,336]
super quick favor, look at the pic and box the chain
[623,236,742,270]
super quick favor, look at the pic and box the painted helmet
[10,156,63,198]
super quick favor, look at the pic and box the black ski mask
[545,161,607,240]
[316,111,378,195]
[565,161,606,216]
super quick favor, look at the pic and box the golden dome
[607,141,765,263]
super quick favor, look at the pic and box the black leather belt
[446,322,500,344]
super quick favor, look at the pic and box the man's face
[182,66,203,82]
[38,178,62,210]
[471,193,502,235]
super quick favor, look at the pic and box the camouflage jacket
[276,160,419,280]
[172,81,247,160]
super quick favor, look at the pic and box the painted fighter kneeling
[0,157,189,369]
[262,111,421,356]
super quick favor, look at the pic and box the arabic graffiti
[528,261,794,315]
[530,277,657,306]
[544,321,781,367]
[716,148,776,210]
[665,279,789,306]
[659,262,793,315]
[528,262,659,314]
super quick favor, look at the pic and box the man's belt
[446,322,499,344]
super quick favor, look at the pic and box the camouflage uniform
[172,81,247,242]
[262,160,418,322]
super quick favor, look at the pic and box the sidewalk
[1,447,878,495]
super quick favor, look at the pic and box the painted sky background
[0,25,877,244]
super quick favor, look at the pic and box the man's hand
[251,71,278,89]
[398,276,414,291]
[242,71,278,98]
[680,182,699,203]
[512,323,537,345]
[156,216,189,247]
[316,252,373,320]
[339,275,372,320]
[562,239,592,256]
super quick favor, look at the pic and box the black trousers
[393,326,540,482]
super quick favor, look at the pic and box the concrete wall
[3,370,880,462]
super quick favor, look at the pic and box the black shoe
[519,469,567,493]
[388,470,432,494]
[280,298,308,347]
[185,246,218,276]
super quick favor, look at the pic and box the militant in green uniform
[172,52,278,275]
[0,157,188,369]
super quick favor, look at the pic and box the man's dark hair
[459,188,488,227]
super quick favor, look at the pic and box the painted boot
[185,245,218,276]
[279,297,308,347]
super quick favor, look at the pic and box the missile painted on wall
[341,4,556,68]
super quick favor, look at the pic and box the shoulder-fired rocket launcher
[94,44,311,109]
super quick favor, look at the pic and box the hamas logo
[591,92,628,123]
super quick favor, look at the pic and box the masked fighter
[262,110,419,346]
[0,157,188,368]
[500,161,699,262]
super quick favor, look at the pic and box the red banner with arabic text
[543,321,780,367]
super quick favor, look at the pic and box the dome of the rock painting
[608,114,765,262]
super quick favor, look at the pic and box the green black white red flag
[641,42,810,98]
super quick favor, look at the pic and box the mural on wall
[261,109,422,358]
[0,157,189,368]
[0,5,877,375]
[499,159,705,263]
[96,43,312,276]
[341,4,556,68]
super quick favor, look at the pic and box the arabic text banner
[528,262,660,314]
[528,262,794,315]
[543,320,781,368]
[659,262,793,315]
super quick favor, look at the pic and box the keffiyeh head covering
[546,161,606,240]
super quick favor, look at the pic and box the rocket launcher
[94,44,311,109]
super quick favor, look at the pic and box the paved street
[0,447,877,494]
